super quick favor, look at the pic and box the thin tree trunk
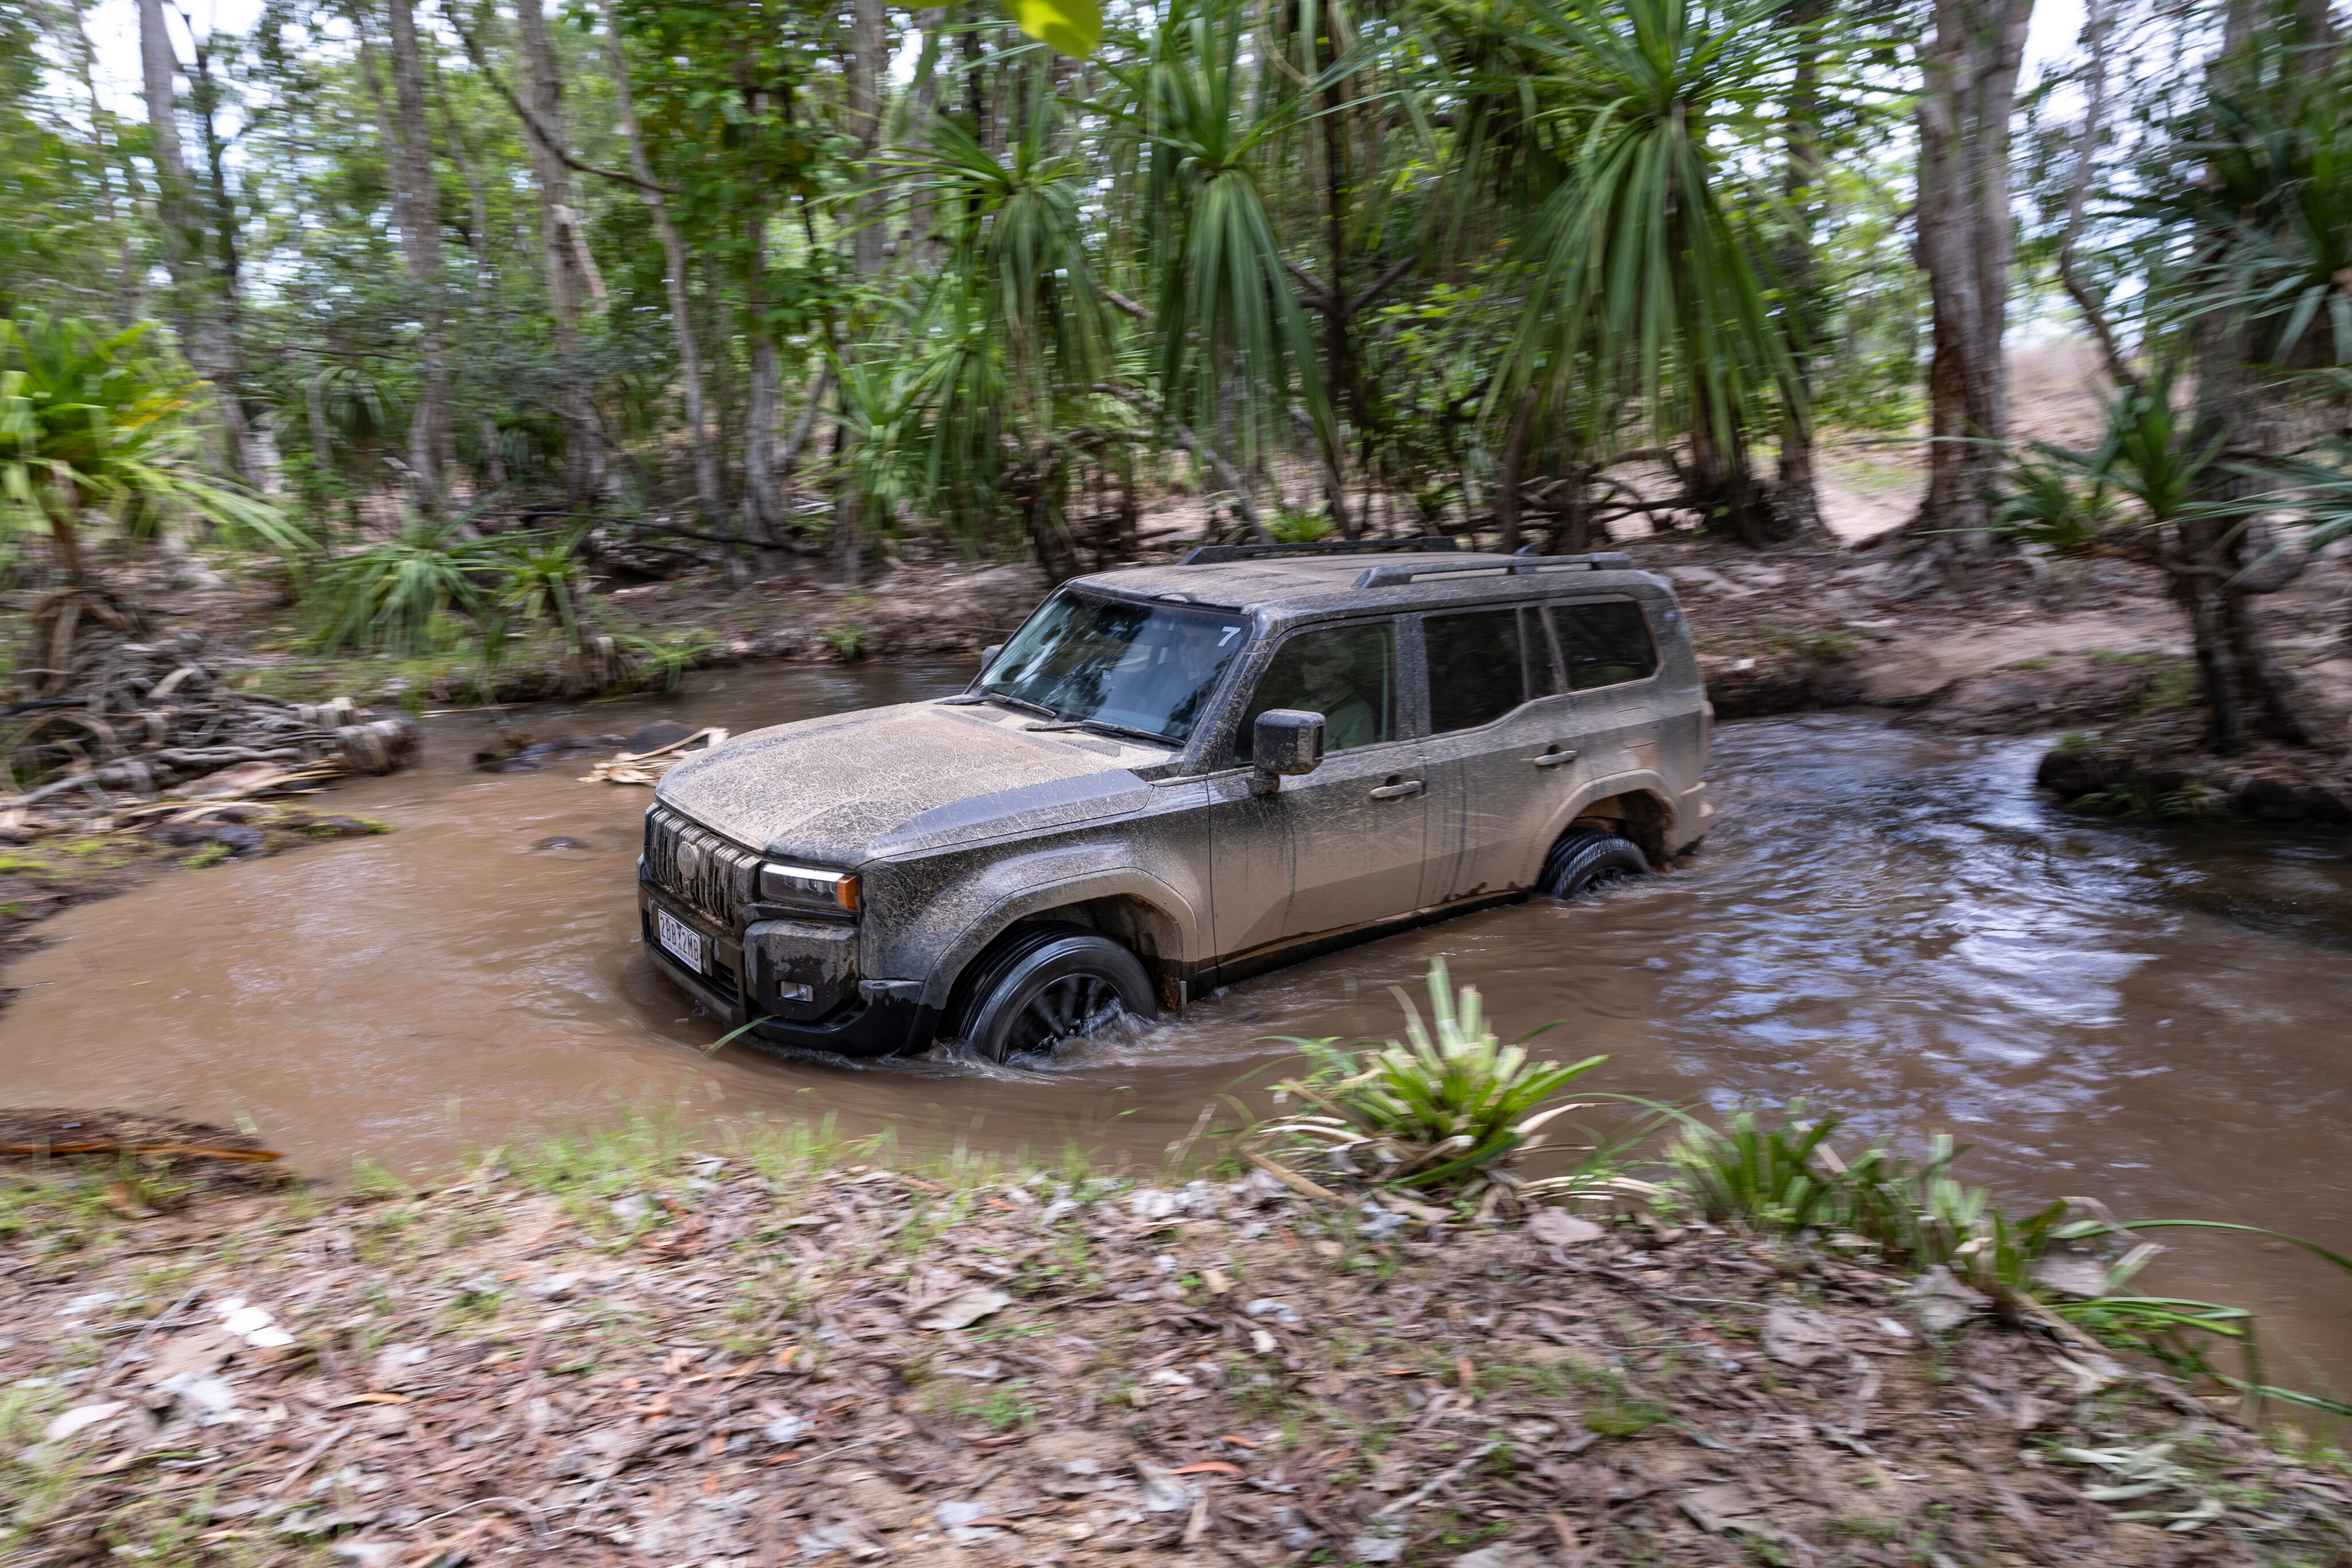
[905,9,945,262]
[188,37,258,490]
[1495,386,1537,553]
[138,0,192,274]
[1908,0,2034,551]
[431,51,507,490]
[742,206,782,553]
[1774,0,1826,537]
[846,0,888,275]
[597,0,724,529]
[2056,0,2137,392]
[1319,1,1356,536]
[384,0,450,506]
[513,0,601,501]
[140,0,253,486]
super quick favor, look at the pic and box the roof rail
[1351,551,1634,589]
[1177,537,1462,566]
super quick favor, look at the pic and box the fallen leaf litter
[2,1140,2346,1567]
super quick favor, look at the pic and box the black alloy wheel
[1537,827,1650,899]
[953,923,1159,1063]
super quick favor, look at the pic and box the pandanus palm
[0,316,295,580]
[1502,0,1805,543]
[1109,0,1341,486]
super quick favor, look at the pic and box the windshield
[977,591,1252,744]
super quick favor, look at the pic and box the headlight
[760,862,861,913]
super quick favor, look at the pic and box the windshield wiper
[1023,717,1177,748]
[959,692,1057,720]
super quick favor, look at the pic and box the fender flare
[915,867,1204,1012]
[1515,769,1681,882]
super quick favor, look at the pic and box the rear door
[1415,603,1584,907]
[1207,618,1430,963]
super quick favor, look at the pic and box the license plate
[655,907,704,972]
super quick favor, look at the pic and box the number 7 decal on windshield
[1218,626,1241,645]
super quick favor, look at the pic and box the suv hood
[655,701,1162,864]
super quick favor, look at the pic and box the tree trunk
[1774,0,1825,537]
[846,0,888,275]
[597,0,724,529]
[904,9,946,264]
[384,0,451,506]
[742,208,783,554]
[188,39,260,491]
[513,0,601,501]
[1495,386,1537,553]
[1318,3,1356,537]
[1908,0,2034,549]
[137,0,192,272]
[140,0,255,487]
[2173,0,2334,752]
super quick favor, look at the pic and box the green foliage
[1254,958,1608,1194]
[1995,447,2120,553]
[0,316,299,572]
[1503,0,1804,466]
[1011,0,1102,58]
[303,517,496,657]
[1119,0,1339,469]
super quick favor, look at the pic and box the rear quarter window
[1547,599,1658,690]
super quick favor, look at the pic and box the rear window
[1424,606,1555,733]
[1547,599,1657,690]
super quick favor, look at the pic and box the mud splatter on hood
[655,701,1158,864]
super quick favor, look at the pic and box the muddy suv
[638,541,1711,1061]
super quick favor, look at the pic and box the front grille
[644,805,761,930]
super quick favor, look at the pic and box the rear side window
[1548,599,1658,690]
[1235,621,1396,761]
[1425,606,1557,733]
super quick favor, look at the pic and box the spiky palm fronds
[1253,958,1609,1198]
[0,315,301,575]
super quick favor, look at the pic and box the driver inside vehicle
[1236,622,1394,760]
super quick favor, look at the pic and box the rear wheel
[951,923,1158,1063]
[1537,828,1649,899]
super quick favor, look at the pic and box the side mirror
[1250,709,1325,796]
[978,643,1003,672]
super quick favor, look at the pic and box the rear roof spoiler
[1352,552,1634,589]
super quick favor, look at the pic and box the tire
[1537,827,1649,899]
[950,923,1159,1063]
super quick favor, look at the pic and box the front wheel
[1537,828,1649,899]
[951,924,1159,1063]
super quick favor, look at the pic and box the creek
[3,664,2347,1389]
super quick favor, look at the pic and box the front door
[1208,619,1430,967]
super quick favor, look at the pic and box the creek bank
[3,1124,2347,1567]
[2036,732,2352,825]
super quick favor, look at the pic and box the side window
[1548,599,1658,691]
[1425,606,1557,733]
[1234,622,1396,762]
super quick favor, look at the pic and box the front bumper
[636,878,939,1058]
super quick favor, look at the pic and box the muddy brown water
[3,664,2347,1392]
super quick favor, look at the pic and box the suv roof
[1061,544,1650,617]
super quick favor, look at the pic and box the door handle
[1531,749,1579,768]
[1368,779,1425,800]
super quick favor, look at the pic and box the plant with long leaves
[1500,0,1808,541]
[0,316,301,579]
[866,76,1128,547]
[303,516,504,657]
[1108,0,1341,478]
[1251,958,1610,1199]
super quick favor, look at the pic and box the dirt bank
[3,1120,2346,1568]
